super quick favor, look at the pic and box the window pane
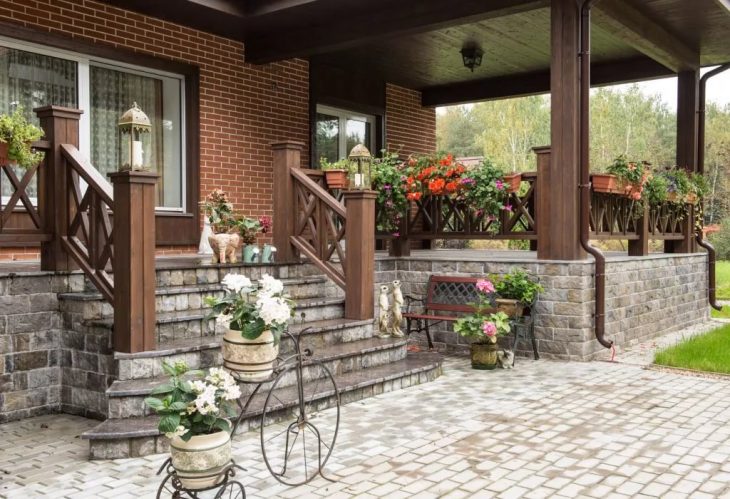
[346,118,371,157]
[90,65,183,208]
[0,46,77,200]
[315,113,339,165]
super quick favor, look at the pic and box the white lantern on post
[118,102,152,171]
[348,144,372,190]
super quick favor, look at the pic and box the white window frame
[0,35,187,212]
[316,104,376,160]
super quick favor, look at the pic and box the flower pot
[470,342,498,370]
[0,141,8,166]
[170,430,231,490]
[324,169,348,189]
[591,173,619,193]
[242,244,260,264]
[496,298,524,318]
[222,328,279,382]
[503,173,522,193]
[685,193,698,204]
[261,244,275,263]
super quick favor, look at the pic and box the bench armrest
[404,295,425,312]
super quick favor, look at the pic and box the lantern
[348,144,372,190]
[118,102,152,171]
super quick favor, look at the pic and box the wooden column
[272,141,303,262]
[109,171,158,353]
[35,106,83,271]
[533,146,551,256]
[667,69,700,253]
[343,190,375,320]
[388,217,410,257]
[628,205,649,256]
[539,0,585,260]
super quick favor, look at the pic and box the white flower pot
[170,430,231,490]
[222,328,279,382]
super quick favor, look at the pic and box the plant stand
[156,458,246,498]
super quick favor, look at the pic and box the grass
[711,307,730,319]
[654,324,730,374]
[716,260,730,301]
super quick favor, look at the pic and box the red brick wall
[385,84,437,156]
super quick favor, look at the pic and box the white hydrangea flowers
[221,273,253,293]
[187,367,241,419]
[259,273,284,296]
[256,294,292,327]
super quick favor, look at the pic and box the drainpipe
[695,64,730,311]
[579,0,612,349]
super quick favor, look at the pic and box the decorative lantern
[460,45,483,72]
[118,102,152,171]
[348,144,372,190]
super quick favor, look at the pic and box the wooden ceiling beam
[243,0,549,64]
[421,57,675,107]
[592,0,699,72]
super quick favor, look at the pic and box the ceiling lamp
[460,45,483,72]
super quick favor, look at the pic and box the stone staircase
[65,259,442,459]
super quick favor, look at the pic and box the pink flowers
[495,179,504,190]
[482,321,497,337]
[476,279,495,294]
[503,204,513,212]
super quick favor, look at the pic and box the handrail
[60,144,114,206]
[290,168,346,218]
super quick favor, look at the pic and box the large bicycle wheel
[260,360,340,486]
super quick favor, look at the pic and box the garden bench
[403,275,539,361]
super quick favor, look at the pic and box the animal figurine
[377,285,391,338]
[390,280,404,338]
[497,350,515,369]
[208,233,241,264]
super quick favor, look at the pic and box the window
[0,38,185,210]
[315,105,375,166]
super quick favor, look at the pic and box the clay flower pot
[503,173,522,193]
[170,430,231,490]
[591,173,619,193]
[324,169,348,189]
[470,342,498,370]
[222,328,279,382]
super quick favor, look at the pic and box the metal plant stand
[231,329,340,486]
[155,458,246,498]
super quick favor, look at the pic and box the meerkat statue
[377,285,392,338]
[390,280,404,338]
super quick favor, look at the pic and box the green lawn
[716,260,730,301]
[711,307,730,319]
[654,325,730,374]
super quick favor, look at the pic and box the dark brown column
[539,0,585,260]
[343,190,375,320]
[533,146,551,256]
[272,141,303,263]
[109,171,158,353]
[34,106,83,271]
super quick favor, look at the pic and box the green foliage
[233,217,262,245]
[319,157,351,171]
[462,159,508,231]
[643,173,668,206]
[0,107,45,169]
[709,222,730,262]
[654,324,730,374]
[454,311,511,343]
[202,189,235,233]
[144,362,237,441]
[371,150,408,235]
[492,268,543,304]
[606,155,648,186]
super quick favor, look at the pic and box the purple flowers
[503,204,513,212]
[461,177,475,185]
[392,232,400,237]
[384,184,392,191]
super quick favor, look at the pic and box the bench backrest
[424,275,481,313]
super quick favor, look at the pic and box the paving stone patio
[2,329,730,499]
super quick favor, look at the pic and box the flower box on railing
[591,173,622,194]
[503,172,522,193]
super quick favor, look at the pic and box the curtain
[90,66,163,196]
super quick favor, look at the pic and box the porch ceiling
[102,0,730,102]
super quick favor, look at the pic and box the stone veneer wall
[374,253,709,361]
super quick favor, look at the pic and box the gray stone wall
[0,272,85,423]
[375,253,709,361]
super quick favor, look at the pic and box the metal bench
[403,275,539,361]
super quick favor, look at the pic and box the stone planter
[208,233,240,264]
[470,342,498,370]
[170,430,231,490]
[242,244,260,264]
[222,328,279,382]
[496,298,524,318]
[324,169,348,189]
[503,172,522,193]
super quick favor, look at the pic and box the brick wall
[385,84,437,156]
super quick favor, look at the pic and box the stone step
[59,277,332,321]
[108,336,407,418]
[82,352,443,459]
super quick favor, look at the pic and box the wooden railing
[272,142,374,320]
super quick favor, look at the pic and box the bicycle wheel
[214,481,246,499]
[260,360,340,486]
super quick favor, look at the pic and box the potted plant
[234,217,262,263]
[687,172,709,205]
[454,280,511,370]
[643,171,669,207]
[320,158,350,189]
[0,107,45,169]
[372,150,409,236]
[492,268,543,317]
[503,172,522,193]
[144,362,240,490]
[205,273,293,381]
[605,155,650,200]
[663,168,691,203]
[460,158,510,233]
[202,189,240,264]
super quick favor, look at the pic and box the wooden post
[539,0,585,260]
[533,146,550,255]
[272,141,303,262]
[667,69,700,253]
[389,216,410,257]
[109,171,158,353]
[628,204,649,256]
[343,190,375,320]
[35,106,83,271]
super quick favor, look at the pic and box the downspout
[578,0,613,349]
[695,63,730,311]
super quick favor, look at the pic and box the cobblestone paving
[2,352,730,498]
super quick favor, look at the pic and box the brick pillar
[272,141,303,263]
[343,190,375,320]
[109,171,158,353]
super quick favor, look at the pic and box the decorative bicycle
[231,328,340,486]
[155,458,246,499]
